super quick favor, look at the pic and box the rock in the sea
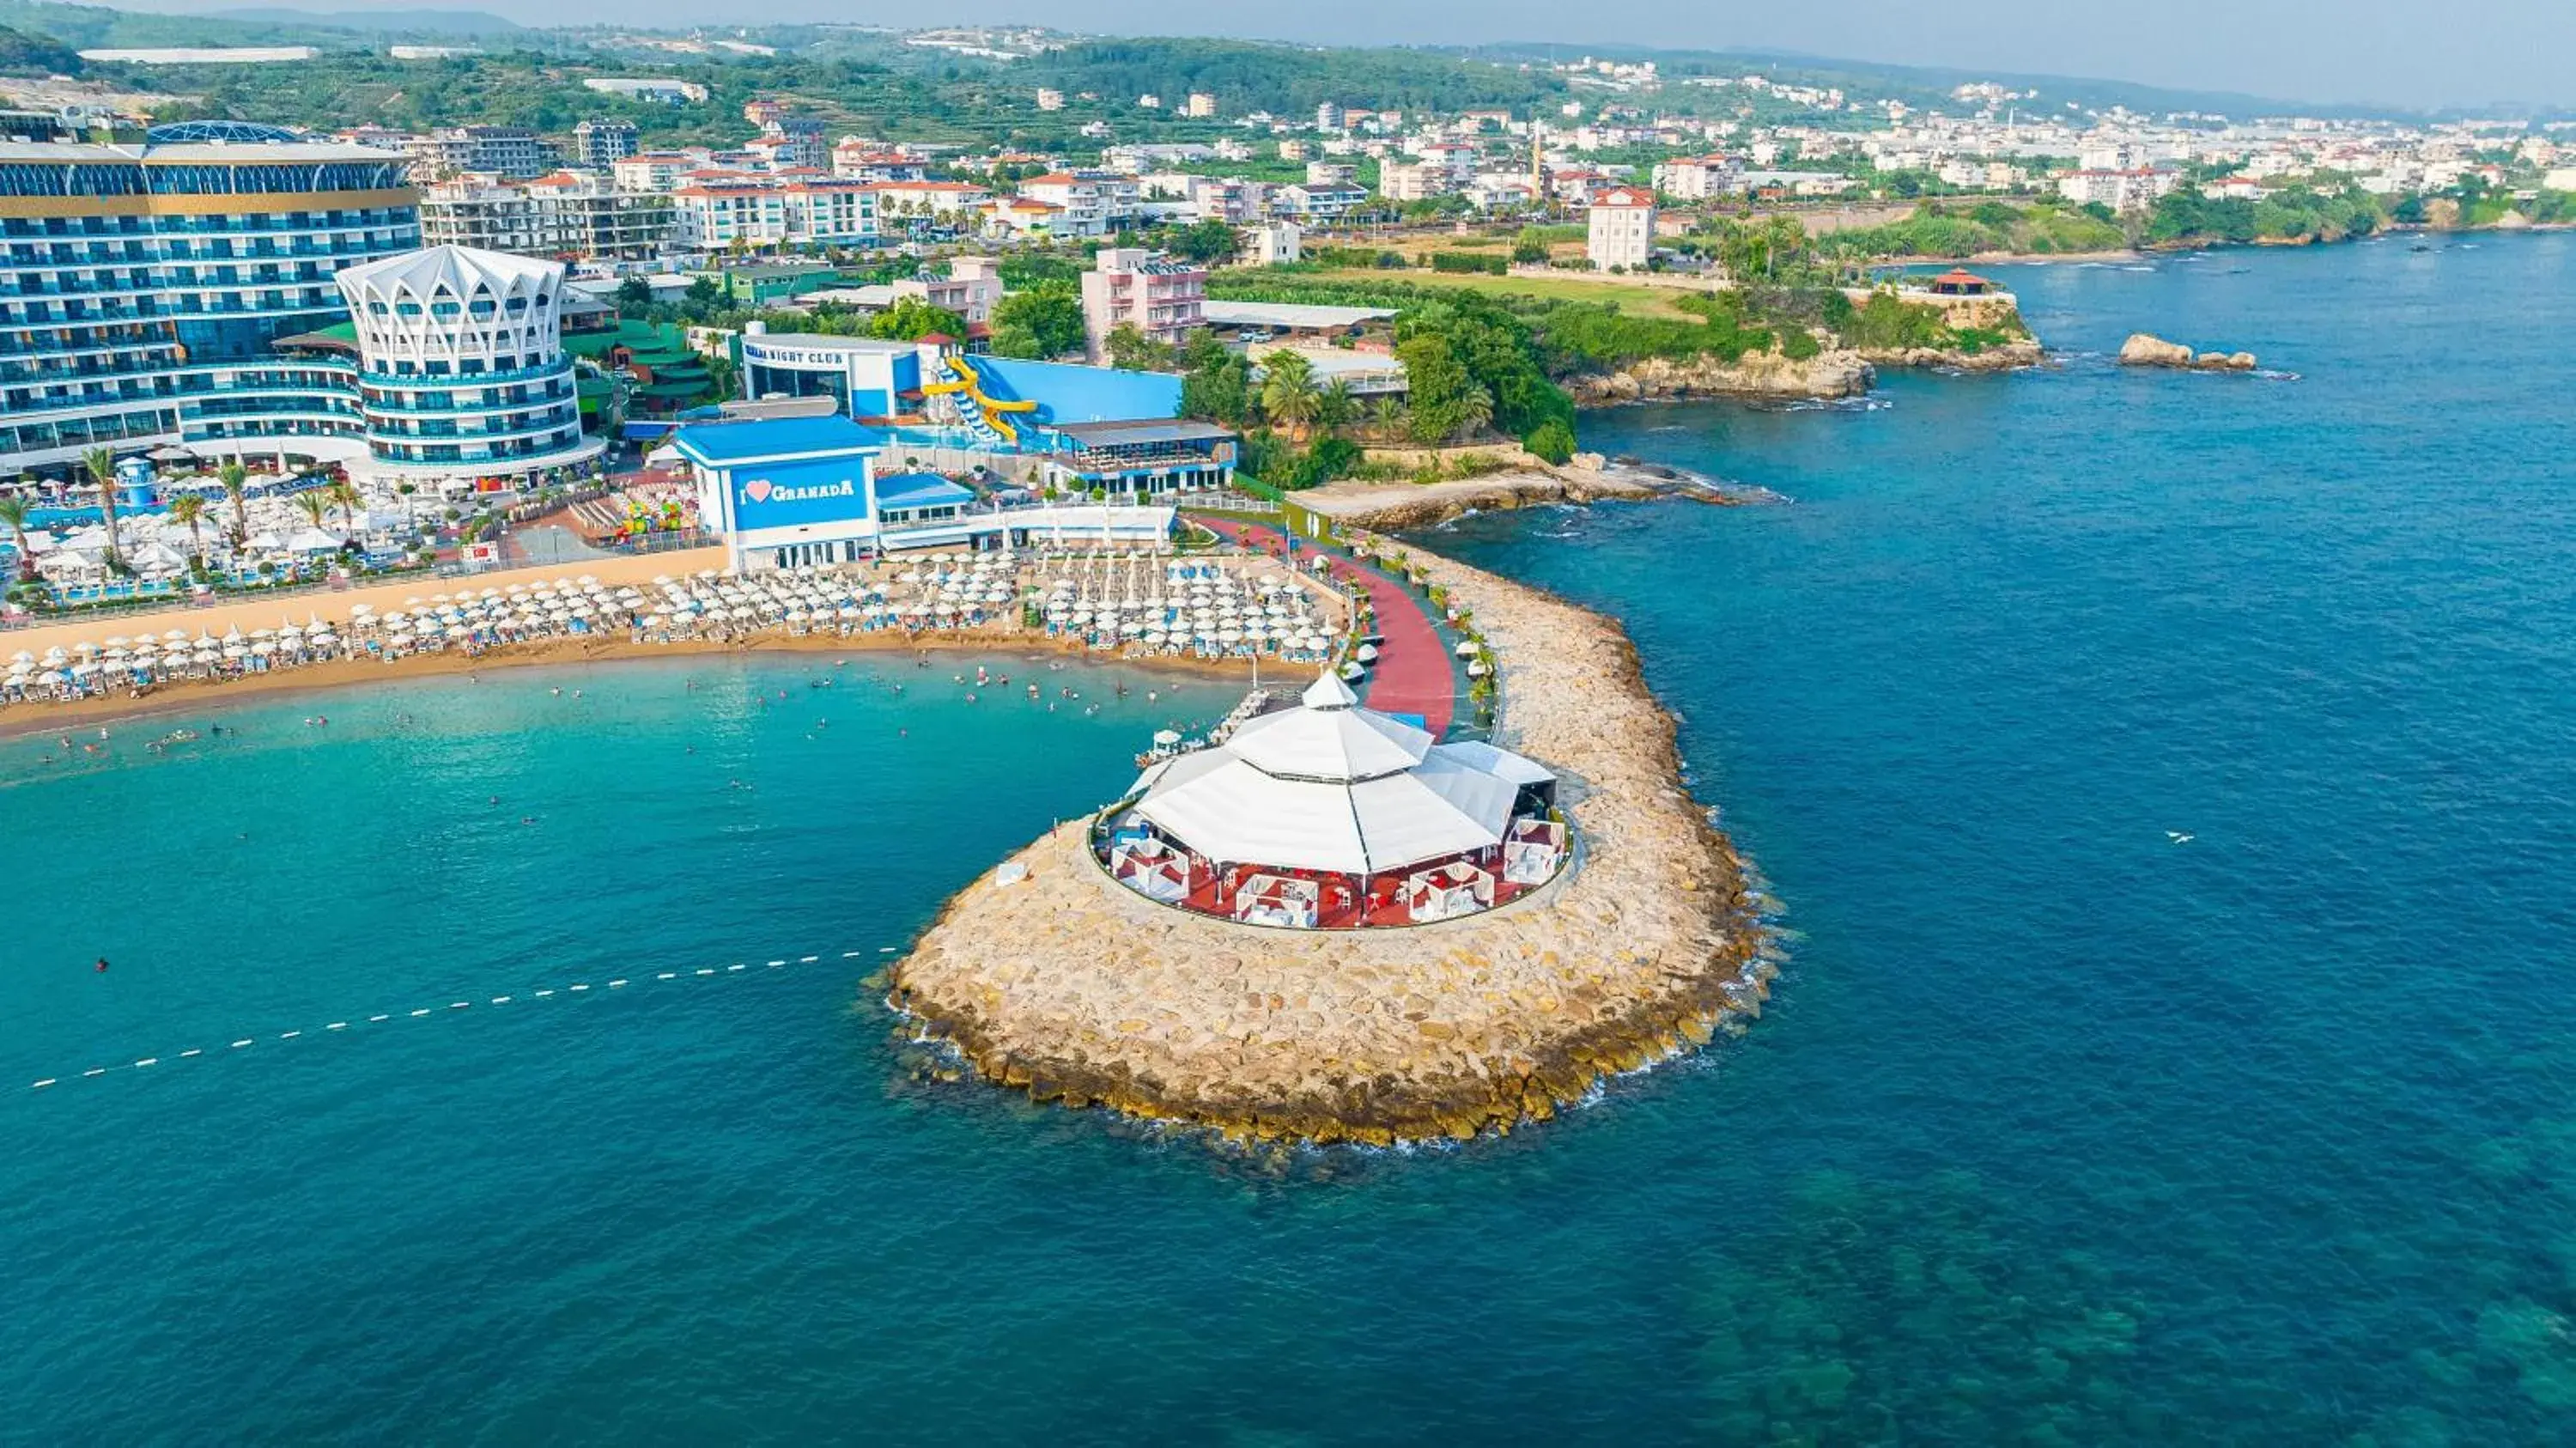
[2120,333,2257,371]
[2118,332,2195,368]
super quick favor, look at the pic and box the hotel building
[1585,186,1656,271]
[331,244,600,481]
[0,121,420,471]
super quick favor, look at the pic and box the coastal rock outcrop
[2119,332,2257,371]
[1569,348,1874,405]
[1854,338,2045,374]
[887,547,1774,1144]
[1291,462,1674,532]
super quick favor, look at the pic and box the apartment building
[410,125,550,181]
[671,179,878,252]
[1651,153,1741,198]
[1080,247,1206,356]
[573,119,640,169]
[419,172,675,261]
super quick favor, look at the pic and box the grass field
[1302,267,1709,320]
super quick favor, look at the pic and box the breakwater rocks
[2119,332,2257,371]
[887,550,1774,1145]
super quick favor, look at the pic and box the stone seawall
[886,547,1775,1144]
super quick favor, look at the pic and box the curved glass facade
[359,363,584,467]
[0,140,419,468]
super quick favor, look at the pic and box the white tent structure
[1126,672,1554,879]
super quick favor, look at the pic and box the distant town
[2,18,2569,604]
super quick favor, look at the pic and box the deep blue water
[9,234,2576,1443]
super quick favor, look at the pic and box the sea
[5,233,2575,1444]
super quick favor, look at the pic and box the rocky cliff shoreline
[1291,458,1748,532]
[884,547,1776,1145]
[1566,334,2044,405]
[1567,349,1875,405]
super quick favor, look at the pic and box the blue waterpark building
[732,325,1236,501]
[671,413,1179,570]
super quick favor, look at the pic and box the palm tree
[82,445,122,572]
[1259,350,1322,443]
[1368,394,1405,441]
[1316,380,1357,437]
[167,492,208,568]
[1455,382,1495,441]
[291,489,331,532]
[217,459,250,545]
[325,478,362,535]
[0,494,31,581]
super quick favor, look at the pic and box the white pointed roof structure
[1128,672,1554,876]
[335,243,568,372]
[333,243,562,304]
[1224,668,1432,782]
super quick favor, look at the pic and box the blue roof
[671,415,885,466]
[873,472,977,509]
[969,357,1182,427]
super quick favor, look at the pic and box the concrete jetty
[887,544,1773,1143]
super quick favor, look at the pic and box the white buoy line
[24,944,900,1093]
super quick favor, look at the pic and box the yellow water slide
[923,356,1036,444]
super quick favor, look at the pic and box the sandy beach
[0,545,734,664]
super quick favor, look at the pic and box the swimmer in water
[95,957,108,973]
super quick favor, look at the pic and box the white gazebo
[1115,672,1560,927]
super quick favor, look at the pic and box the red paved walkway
[1200,515,1456,737]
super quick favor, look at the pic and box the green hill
[0,17,81,70]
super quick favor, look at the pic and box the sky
[126,0,2576,110]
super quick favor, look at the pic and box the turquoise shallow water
[9,234,2576,1442]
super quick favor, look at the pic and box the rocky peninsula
[886,545,1775,1144]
